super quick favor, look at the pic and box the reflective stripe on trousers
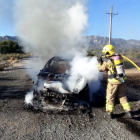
[106,103,114,112]
[122,102,131,111]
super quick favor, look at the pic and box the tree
[0,40,23,54]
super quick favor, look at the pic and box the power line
[106,6,118,44]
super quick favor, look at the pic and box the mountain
[0,36,19,42]
[87,35,140,50]
[0,35,140,50]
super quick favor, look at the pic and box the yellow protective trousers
[106,83,131,112]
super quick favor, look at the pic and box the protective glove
[97,56,103,64]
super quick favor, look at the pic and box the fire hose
[121,55,140,72]
[100,55,140,72]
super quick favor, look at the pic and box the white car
[26,57,90,111]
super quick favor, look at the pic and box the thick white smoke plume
[67,53,103,95]
[14,0,89,81]
[14,0,88,57]
[14,0,102,99]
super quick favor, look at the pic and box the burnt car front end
[26,57,90,112]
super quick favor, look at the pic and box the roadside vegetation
[0,40,23,54]
[0,40,31,71]
[0,53,31,61]
[0,40,140,71]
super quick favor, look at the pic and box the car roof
[50,56,71,61]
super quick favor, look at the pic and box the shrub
[1,55,10,60]
[0,40,23,54]
[0,53,31,61]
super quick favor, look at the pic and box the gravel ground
[0,58,140,140]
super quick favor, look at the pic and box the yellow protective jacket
[98,56,126,85]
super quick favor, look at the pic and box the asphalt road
[0,58,140,140]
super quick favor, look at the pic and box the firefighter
[97,44,132,119]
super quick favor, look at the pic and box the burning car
[26,57,90,112]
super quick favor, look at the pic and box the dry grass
[0,53,31,71]
[0,53,31,61]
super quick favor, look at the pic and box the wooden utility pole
[106,6,118,44]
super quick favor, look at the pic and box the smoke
[14,0,88,58]
[14,0,102,99]
[67,53,103,95]
[25,91,33,105]
[14,0,89,81]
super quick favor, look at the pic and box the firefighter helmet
[102,44,116,56]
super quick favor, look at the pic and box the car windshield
[45,59,70,74]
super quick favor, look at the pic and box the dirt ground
[0,58,140,140]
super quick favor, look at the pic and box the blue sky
[86,0,140,40]
[0,0,140,40]
[0,0,15,36]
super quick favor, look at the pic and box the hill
[1,35,140,50]
[0,36,19,42]
[87,36,140,50]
